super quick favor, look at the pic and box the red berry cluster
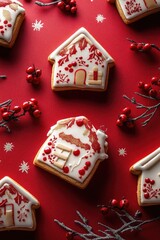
[116,107,135,128]
[0,98,41,132]
[26,65,42,85]
[138,76,160,98]
[128,38,160,53]
[57,0,77,14]
[100,198,129,216]
[65,231,74,240]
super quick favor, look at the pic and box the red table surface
[0,0,160,239]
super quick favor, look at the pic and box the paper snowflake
[4,142,14,152]
[118,148,127,157]
[19,161,30,174]
[96,14,106,23]
[32,20,44,31]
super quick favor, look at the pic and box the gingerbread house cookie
[0,176,40,231]
[109,0,160,24]
[48,27,114,91]
[34,116,108,189]
[130,147,160,206]
[0,0,25,48]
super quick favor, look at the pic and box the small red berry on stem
[26,65,42,86]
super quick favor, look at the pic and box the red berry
[130,43,137,51]
[66,231,74,240]
[13,105,21,113]
[119,198,129,209]
[151,76,158,85]
[144,83,151,92]
[22,101,31,111]
[2,111,10,120]
[26,74,34,83]
[116,118,123,127]
[57,1,65,9]
[30,98,38,105]
[149,88,157,98]
[137,43,143,51]
[32,109,41,118]
[65,4,71,11]
[119,114,127,123]
[122,107,131,117]
[111,199,118,207]
[100,207,109,216]
[70,6,77,13]
[35,69,42,77]
[70,0,76,6]
[138,81,144,89]
[142,43,151,52]
[1,106,8,113]
[32,77,40,85]
[26,65,35,74]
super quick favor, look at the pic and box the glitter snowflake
[96,14,106,23]
[32,20,44,31]
[4,142,14,152]
[118,148,127,157]
[19,161,30,174]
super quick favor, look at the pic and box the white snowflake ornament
[32,20,44,31]
[19,161,30,173]
[4,142,14,152]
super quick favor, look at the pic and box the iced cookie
[130,147,160,206]
[34,116,108,189]
[0,176,40,231]
[108,0,160,24]
[0,0,25,48]
[48,27,114,91]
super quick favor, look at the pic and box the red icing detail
[79,37,88,51]
[44,147,51,154]
[85,161,91,167]
[93,70,98,80]
[73,149,80,156]
[63,166,69,173]
[79,169,85,176]
[144,192,150,199]
[76,118,84,127]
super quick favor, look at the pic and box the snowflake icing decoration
[96,14,106,23]
[118,148,127,157]
[4,142,14,152]
[32,20,44,31]
[19,161,30,174]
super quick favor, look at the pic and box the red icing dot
[84,165,88,170]
[79,169,85,176]
[85,161,91,167]
[73,149,80,156]
[144,192,150,199]
[44,147,51,154]
[145,178,150,183]
[76,119,84,127]
[43,157,47,161]
[3,20,8,24]
[63,166,69,173]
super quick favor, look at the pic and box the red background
[0,0,160,239]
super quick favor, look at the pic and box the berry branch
[127,38,160,52]
[0,98,41,132]
[35,0,77,14]
[116,75,160,128]
[0,75,7,79]
[54,198,160,240]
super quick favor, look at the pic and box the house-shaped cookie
[0,176,40,231]
[130,147,160,206]
[48,27,114,91]
[0,0,25,48]
[111,0,160,24]
[34,116,108,189]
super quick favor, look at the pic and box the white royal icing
[132,147,160,205]
[0,0,25,42]
[118,0,160,20]
[36,116,108,184]
[0,176,39,230]
[49,27,114,90]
